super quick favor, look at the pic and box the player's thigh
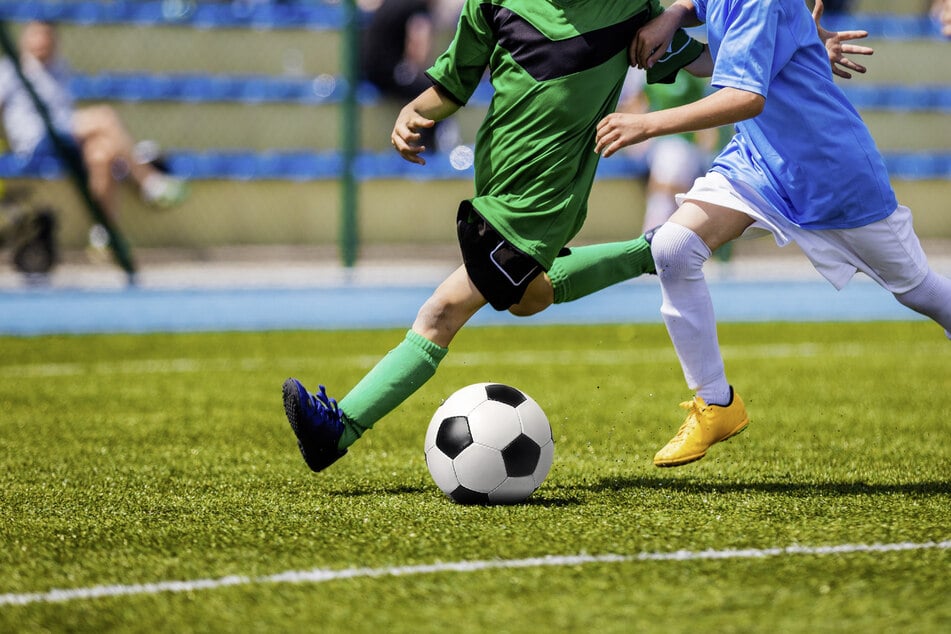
[668,200,753,251]
[842,206,929,292]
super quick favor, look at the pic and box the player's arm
[813,0,873,79]
[683,46,713,78]
[632,0,700,70]
[391,85,461,165]
[594,86,763,158]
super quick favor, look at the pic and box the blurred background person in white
[933,0,951,35]
[617,68,723,235]
[0,21,188,251]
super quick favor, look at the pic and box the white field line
[1,540,948,607]
[0,341,935,379]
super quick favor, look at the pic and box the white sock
[651,223,732,405]
[894,269,951,339]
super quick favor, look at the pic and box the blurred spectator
[0,21,187,252]
[618,69,734,262]
[617,69,727,250]
[932,0,951,36]
[361,0,458,151]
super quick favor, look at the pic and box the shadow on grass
[332,482,584,506]
[336,484,431,497]
[581,475,951,497]
[318,474,949,506]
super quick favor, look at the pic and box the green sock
[547,235,654,304]
[337,330,448,449]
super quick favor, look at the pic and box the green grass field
[1,322,949,633]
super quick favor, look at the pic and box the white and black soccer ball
[424,383,554,504]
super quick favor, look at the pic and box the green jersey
[427,0,703,268]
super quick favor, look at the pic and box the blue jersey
[695,0,896,229]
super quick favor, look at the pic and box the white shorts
[676,172,930,293]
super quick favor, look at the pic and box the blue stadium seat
[4,4,940,36]
[2,149,947,181]
[0,5,944,183]
[0,0,350,29]
[840,85,951,112]
[63,72,951,112]
[823,14,944,39]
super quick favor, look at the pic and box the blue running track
[0,279,924,336]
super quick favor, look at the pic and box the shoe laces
[671,398,703,441]
[311,384,341,421]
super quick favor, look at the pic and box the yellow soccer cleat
[653,389,749,467]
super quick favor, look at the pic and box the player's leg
[283,266,483,472]
[873,206,951,337]
[283,200,540,473]
[542,235,656,307]
[412,265,488,347]
[510,234,656,317]
[895,270,951,339]
[495,214,658,317]
[336,265,486,441]
[335,203,558,448]
[789,204,951,339]
[650,198,753,467]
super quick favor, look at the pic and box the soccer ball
[424,383,554,504]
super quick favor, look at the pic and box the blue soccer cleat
[282,378,347,472]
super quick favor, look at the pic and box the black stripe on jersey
[480,5,650,81]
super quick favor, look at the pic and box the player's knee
[415,294,450,330]
[508,299,546,317]
[413,292,479,345]
[650,222,710,279]
[508,275,553,317]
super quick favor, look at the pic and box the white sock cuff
[650,223,711,277]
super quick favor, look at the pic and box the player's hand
[391,109,436,165]
[594,112,650,158]
[813,0,873,79]
[630,10,679,69]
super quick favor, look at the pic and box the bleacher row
[50,72,951,112]
[7,147,951,183]
[0,0,347,30]
[0,79,947,180]
[1,2,949,182]
[0,1,945,37]
[61,72,497,106]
